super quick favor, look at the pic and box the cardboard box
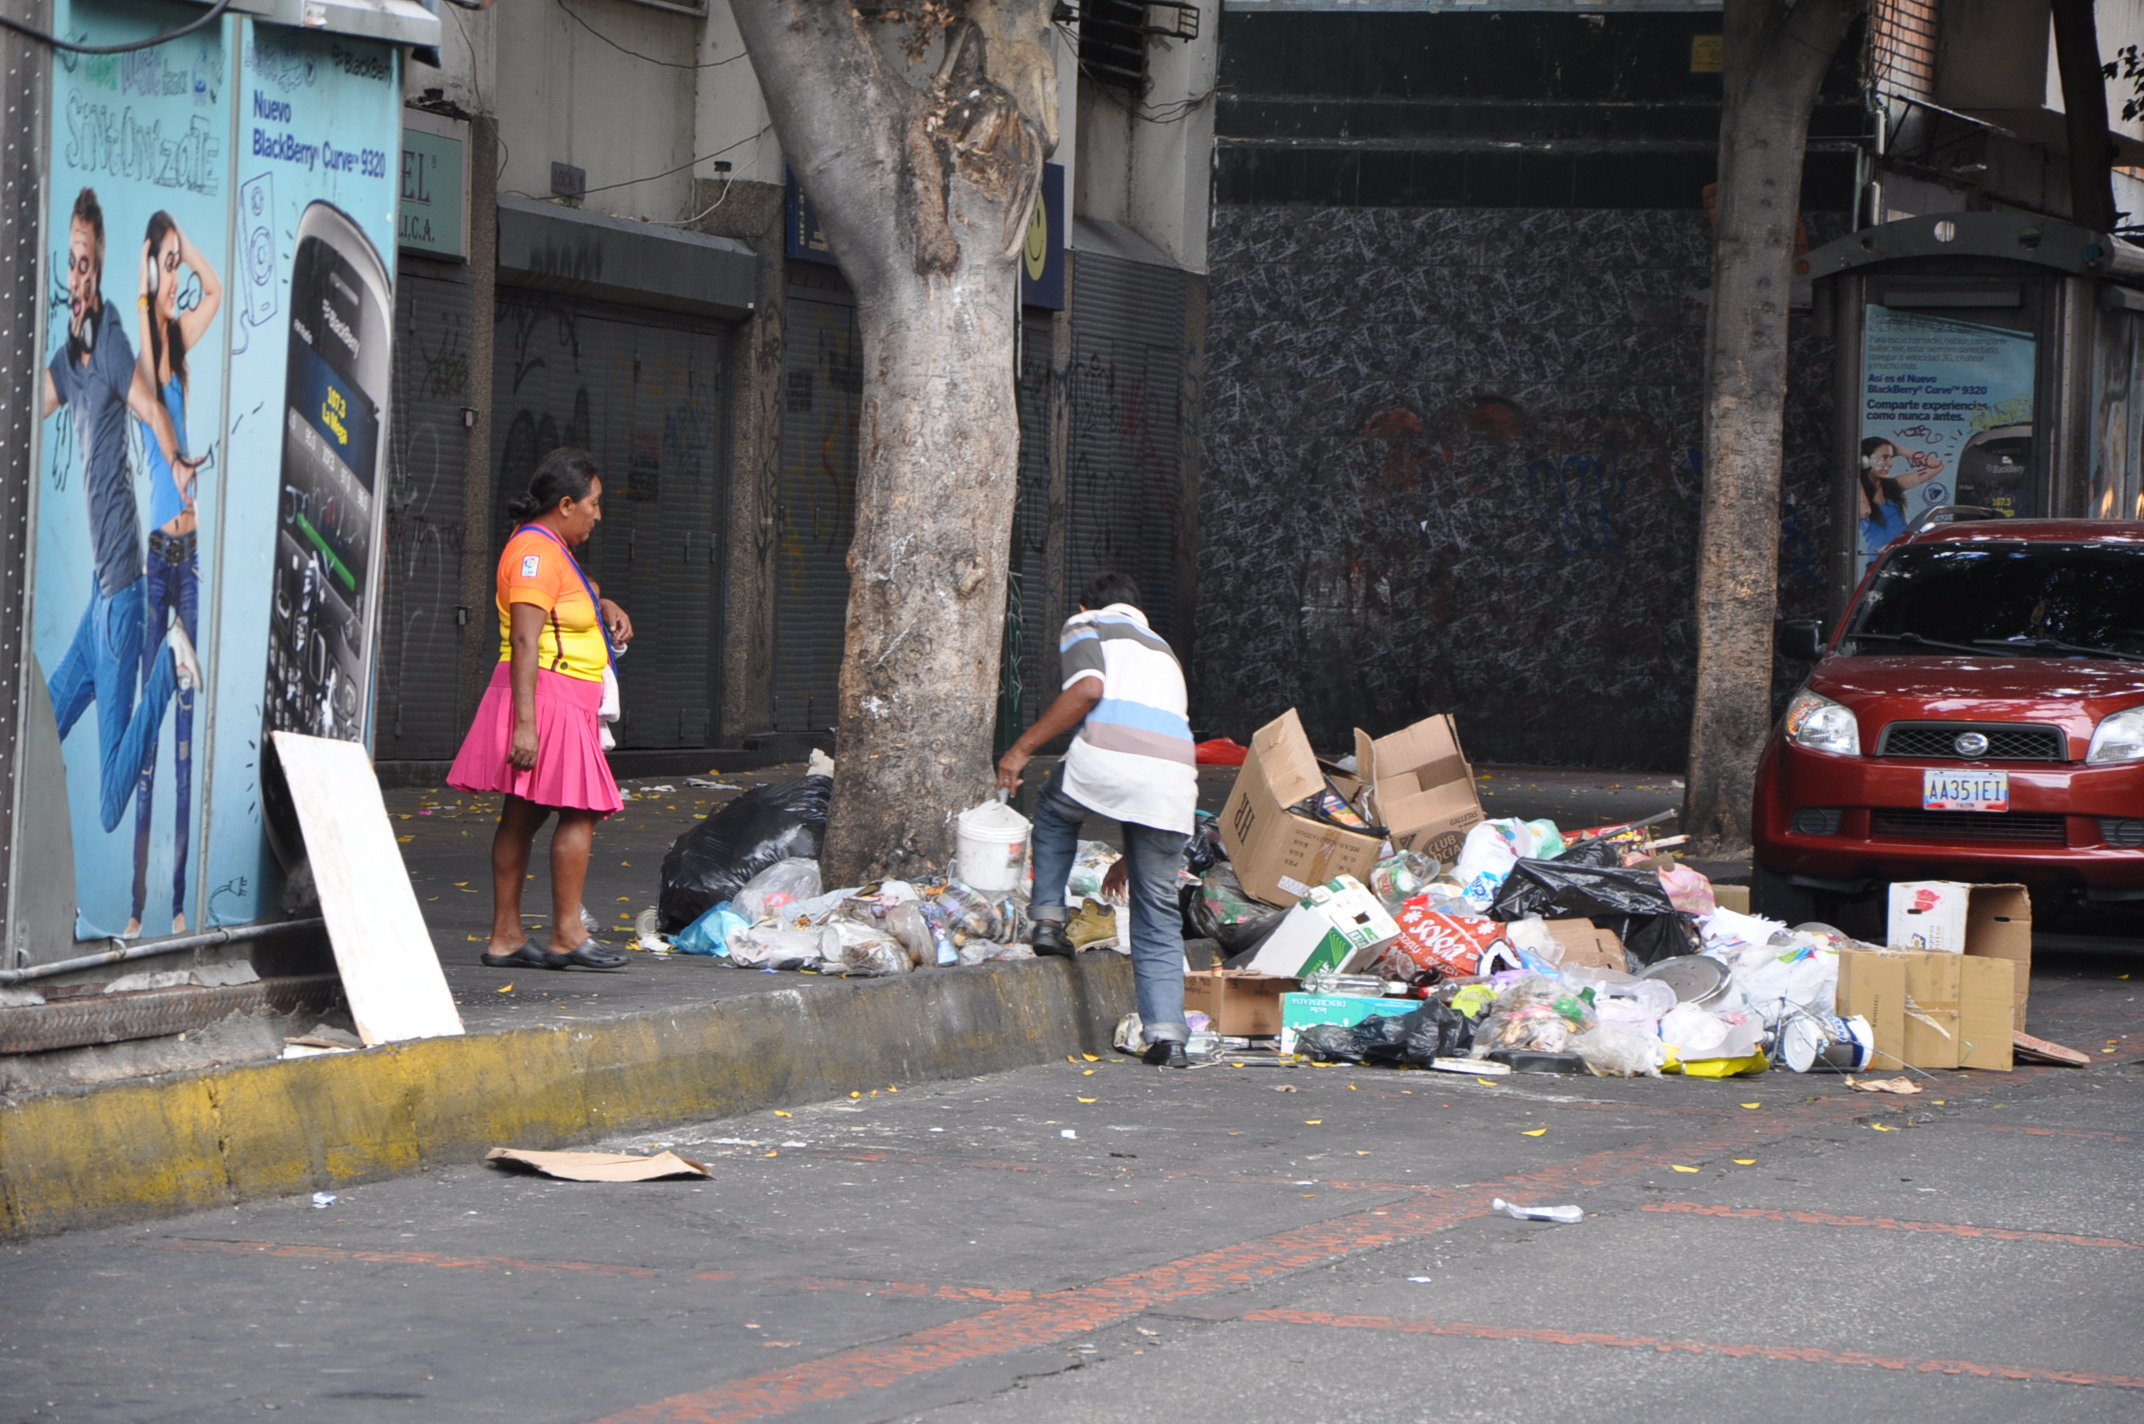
[1886,882,2032,1030]
[1838,947,2015,1071]
[1544,918,1626,973]
[1181,970,1293,1037]
[1279,992,1419,1054]
[1712,884,1751,915]
[1353,714,1485,866]
[1241,876,1401,978]
[1221,711,1386,906]
[1836,949,1906,1068]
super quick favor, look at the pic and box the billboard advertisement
[32,2,399,942]
[1857,305,2037,578]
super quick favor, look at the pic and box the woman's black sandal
[480,943,547,969]
[543,940,630,970]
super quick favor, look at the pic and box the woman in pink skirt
[448,447,634,970]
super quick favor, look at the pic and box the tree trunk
[729,1,1055,883]
[2051,0,2118,232]
[1683,0,1856,856]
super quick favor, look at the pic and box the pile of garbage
[647,769,1135,978]
[1203,813,1875,1078]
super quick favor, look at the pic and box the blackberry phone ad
[29,1,398,942]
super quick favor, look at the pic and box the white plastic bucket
[1780,1014,1875,1073]
[956,798,1031,894]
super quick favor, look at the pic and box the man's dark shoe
[1142,1039,1190,1069]
[1030,920,1074,958]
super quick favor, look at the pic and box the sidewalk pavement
[0,758,1711,1240]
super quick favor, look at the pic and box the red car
[1751,516,2144,931]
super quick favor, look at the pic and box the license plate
[1923,768,2009,812]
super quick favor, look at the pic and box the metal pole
[0,918,327,985]
[0,0,50,978]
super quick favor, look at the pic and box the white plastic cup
[955,798,1031,893]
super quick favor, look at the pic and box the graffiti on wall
[1196,205,1839,770]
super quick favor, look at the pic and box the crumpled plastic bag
[1657,863,1717,916]
[657,776,831,931]
[1190,864,1283,951]
[674,903,749,957]
[819,919,908,977]
[724,926,825,970]
[1399,998,1480,1062]
[733,858,823,924]
[1453,821,1522,909]
[1574,1020,1665,1077]
[1367,850,1440,913]
[1488,859,1697,966]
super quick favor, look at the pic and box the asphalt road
[4,953,2140,1423]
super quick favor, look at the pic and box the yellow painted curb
[0,956,1132,1239]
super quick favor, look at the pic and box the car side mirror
[1778,619,1827,661]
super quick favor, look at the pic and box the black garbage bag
[1183,812,1228,875]
[1293,1023,1368,1063]
[1551,836,1623,869]
[1488,858,1698,966]
[1354,1011,1420,1065]
[1398,999,1478,1063]
[657,775,832,931]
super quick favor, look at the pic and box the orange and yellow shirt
[496,526,606,683]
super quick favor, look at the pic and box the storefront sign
[399,113,467,259]
[1857,305,2037,575]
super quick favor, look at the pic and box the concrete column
[454,114,502,725]
[694,177,784,744]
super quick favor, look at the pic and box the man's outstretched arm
[996,677,1104,792]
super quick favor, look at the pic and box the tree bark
[1683,0,1856,856]
[730,1,1055,883]
[2051,0,2118,232]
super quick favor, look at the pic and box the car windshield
[1844,541,2144,657]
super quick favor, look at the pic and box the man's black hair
[1078,571,1142,610]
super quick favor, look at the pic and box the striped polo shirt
[1058,604,1196,834]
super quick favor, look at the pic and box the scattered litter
[1491,1198,1582,1224]
[484,1148,711,1181]
[1406,1275,1434,1283]
[2012,1031,2091,1067]
[311,1193,336,1209]
[686,779,740,790]
[1847,1075,1922,1095]
[1059,1129,1077,1140]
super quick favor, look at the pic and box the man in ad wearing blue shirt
[42,187,202,854]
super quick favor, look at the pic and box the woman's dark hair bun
[508,447,600,524]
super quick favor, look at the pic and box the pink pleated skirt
[447,663,622,815]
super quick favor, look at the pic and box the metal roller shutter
[1066,251,1186,646]
[1013,312,1056,725]
[774,291,863,733]
[379,267,474,761]
[490,288,728,749]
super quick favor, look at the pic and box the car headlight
[1784,690,1860,756]
[2087,707,2144,764]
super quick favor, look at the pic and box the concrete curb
[0,955,1132,1240]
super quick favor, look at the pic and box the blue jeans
[47,574,181,835]
[133,543,198,922]
[1028,765,1189,1044]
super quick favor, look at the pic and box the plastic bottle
[1490,1197,1584,1224]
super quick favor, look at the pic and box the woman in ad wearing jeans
[128,211,220,938]
[449,447,636,970]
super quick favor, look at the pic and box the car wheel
[1750,862,1818,924]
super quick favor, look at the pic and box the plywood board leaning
[272,731,466,1045]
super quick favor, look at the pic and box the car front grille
[1876,722,2068,761]
[1870,808,2069,843]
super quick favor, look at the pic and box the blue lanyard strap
[513,523,610,669]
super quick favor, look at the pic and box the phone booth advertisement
[29,2,401,943]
